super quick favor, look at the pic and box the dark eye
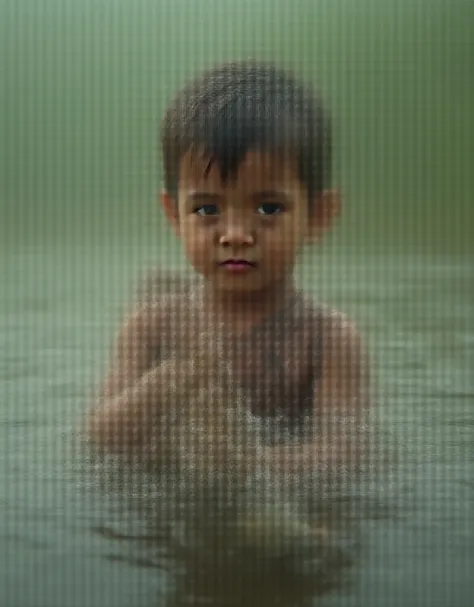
[194,204,219,216]
[257,202,284,216]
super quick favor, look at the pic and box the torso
[144,278,323,443]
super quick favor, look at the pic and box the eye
[257,202,285,216]
[194,204,219,217]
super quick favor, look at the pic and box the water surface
[2,245,472,606]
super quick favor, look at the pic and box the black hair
[161,59,332,202]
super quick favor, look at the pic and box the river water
[2,245,472,606]
[2,1,472,602]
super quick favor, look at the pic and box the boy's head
[160,59,339,295]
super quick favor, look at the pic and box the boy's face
[162,150,339,296]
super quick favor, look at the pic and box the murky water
[2,0,472,601]
[2,246,472,606]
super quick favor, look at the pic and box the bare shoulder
[97,292,181,400]
[302,297,368,405]
[98,267,201,401]
[127,267,199,344]
[120,297,165,348]
[299,295,363,349]
[319,305,364,356]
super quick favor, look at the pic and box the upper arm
[309,309,371,470]
[97,302,162,401]
[317,309,370,415]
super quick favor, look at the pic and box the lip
[219,259,257,273]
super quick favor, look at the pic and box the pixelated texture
[2,1,472,606]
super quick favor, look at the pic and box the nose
[218,215,255,247]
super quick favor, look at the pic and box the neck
[196,278,297,328]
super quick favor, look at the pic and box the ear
[160,190,181,237]
[306,189,341,241]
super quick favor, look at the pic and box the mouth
[218,259,257,273]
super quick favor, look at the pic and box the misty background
[2,0,472,256]
[1,2,473,606]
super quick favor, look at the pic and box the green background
[2,0,472,254]
[1,2,472,606]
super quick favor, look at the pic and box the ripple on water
[70,409,395,606]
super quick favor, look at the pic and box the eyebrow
[251,190,292,202]
[184,190,292,203]
[185,192,221,202]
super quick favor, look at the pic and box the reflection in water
[87,490,360,607]
[74,407,392,607]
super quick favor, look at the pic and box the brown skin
[85,150,369,482]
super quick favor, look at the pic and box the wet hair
[160,59,332,202]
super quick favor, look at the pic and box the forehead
[178,149,302,191]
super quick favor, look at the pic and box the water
[2,244,472,606]
[2,0,472,603]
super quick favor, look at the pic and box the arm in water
[85,271,197,454]
[85,300,168,454]
[262,311,371,478]
[84,297,258,475]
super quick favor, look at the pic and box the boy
[86,59,369,488]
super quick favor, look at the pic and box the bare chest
[158,295,322,419]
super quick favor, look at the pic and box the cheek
[263,220,304,253]
[182,223,213,257]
